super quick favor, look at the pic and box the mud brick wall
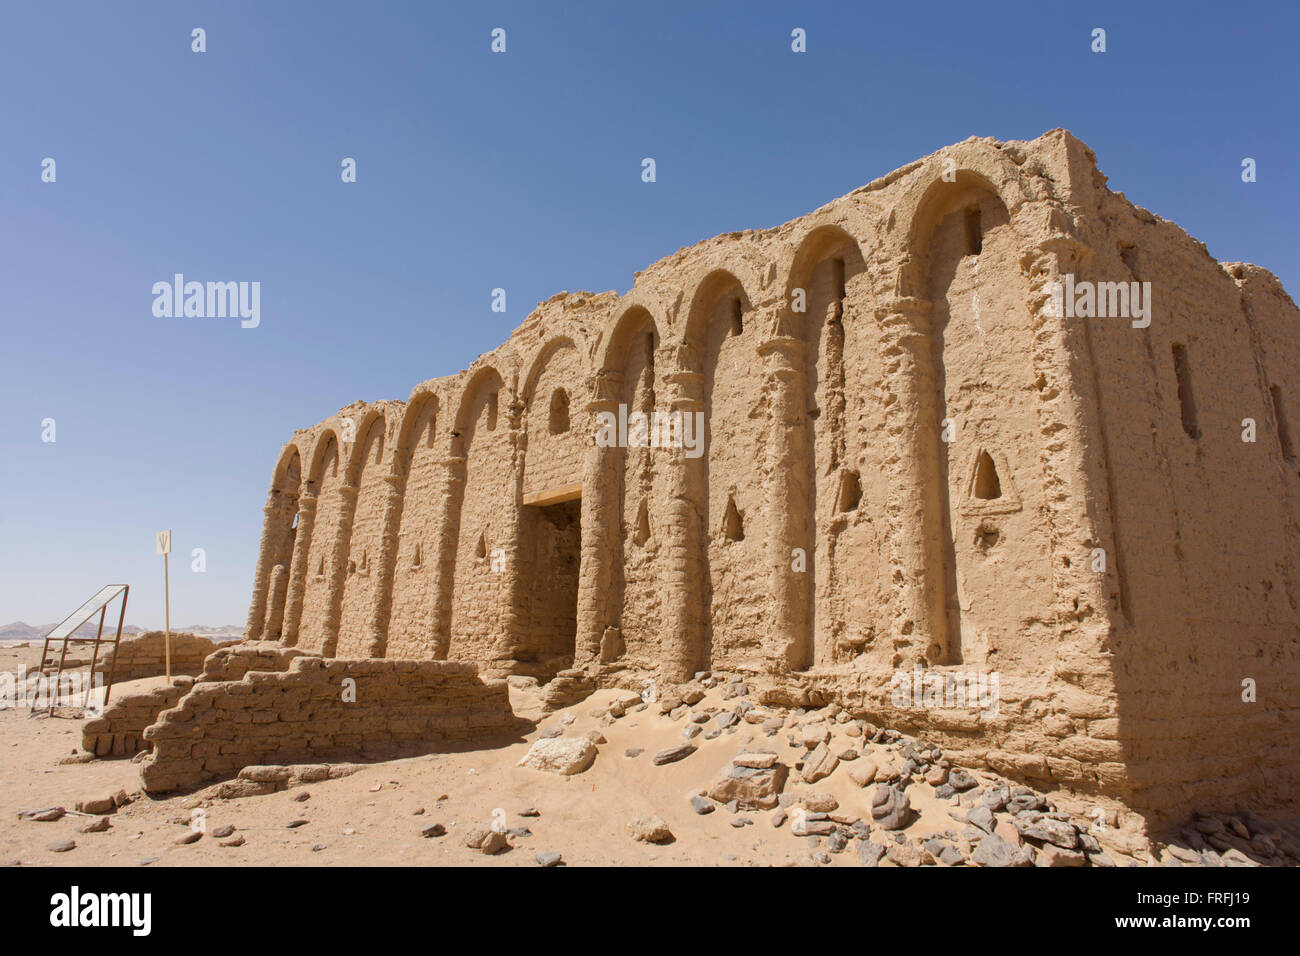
[138,656,521,793]
[198,641,305,681]
[94,631,225,682]
[81,678,193,757]
[236,129,1300,823]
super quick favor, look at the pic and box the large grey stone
[870,784,913,830]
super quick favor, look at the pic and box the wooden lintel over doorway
[523,482,582,507]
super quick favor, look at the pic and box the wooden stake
[164,550,171,682]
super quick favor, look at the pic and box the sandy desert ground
[0,643,1283,868]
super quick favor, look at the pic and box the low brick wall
[81,677,193,757]
[95,631,228,683]
[197,642,305,681]
[78,642,302,759]
[138,654,523,793]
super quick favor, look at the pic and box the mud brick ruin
[92,631,221,684]
[140,131,1299,821]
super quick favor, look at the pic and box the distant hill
[0,621,243,643]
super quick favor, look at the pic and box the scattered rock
[971,832,1034,867]
[801,743,839,783]
[1039,844,1088,867]
[175,830,202,845]
[800,724,831,749]
[535,852,563,867]
[948,769,978,791]
[870,784,913,830]
[939,844,965,865]
[75,792,125,815]
[1164,844,1198,865]
[49,840,76,853]
[721,681,748,700]
[18,807,65,822]
[480,831,509,855]
[800,790,838,813]
[1013,814,1079,849]
[847,761,877,788]
[791,812,835,837]
[219,834,245,848]
[732,751,778,770]
[79,817,112,834]
[627,816,673,844]
[706,761,788,810]
[887,840,923,867]
[518,737,598,775]
[980,786,1010,812]
[967,806,995,834]
[651,744,697,766]
[1006,791,1046,813]
[872,754,900,782]
[1220,849,1258,867]
[689,795,714,815]
[857,841,887,866]
[421,822,447,838]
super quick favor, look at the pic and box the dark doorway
[518,497,581,680]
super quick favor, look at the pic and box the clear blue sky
[2,1,1296,628]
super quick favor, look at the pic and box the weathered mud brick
[124,132,1300,823]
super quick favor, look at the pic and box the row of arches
[246,143,1075,678]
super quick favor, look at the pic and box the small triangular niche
[412,541,423,568]
[961,448,1021,516]
[632,499,651,546]
[972,451,1001,500]
[475,531,488,559]
[723,495,744,542]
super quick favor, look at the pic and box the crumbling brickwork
[233,130,1300,822]
[93,631,223,683]
[138,643,519,792]
[81,678,192,757]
